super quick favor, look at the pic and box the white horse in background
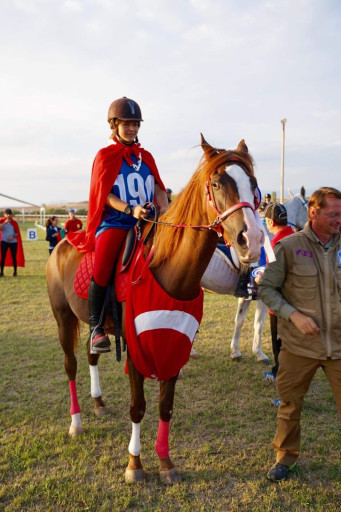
[200,187,308,363]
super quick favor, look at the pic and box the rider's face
[117,121,140,143]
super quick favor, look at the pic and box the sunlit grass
[1,223,340,511]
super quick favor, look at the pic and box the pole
[280,118,287,204]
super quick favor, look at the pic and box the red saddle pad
[74,250,128,302]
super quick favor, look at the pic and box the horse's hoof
[94,406,109,417]
[177,369,184,380]
[258,358,270,365]
[68,426,84,438]
[190,348,198,359]
[159,467,181,485]
[125,468,146,483]
[231,355,241,362]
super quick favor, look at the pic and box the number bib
[96,156,155,235]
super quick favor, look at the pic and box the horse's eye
[212,182,219,189]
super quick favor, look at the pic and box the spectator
[0,208,25,277]
[64,209,83,233]
[258,193,273,214]
[166,188,173,203]
[46,216,62,255]
[260,204,294,395]
[258,186,341,482]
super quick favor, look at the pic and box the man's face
[310,197,341,238]
[70,212,75,220]
[4,213,12,220]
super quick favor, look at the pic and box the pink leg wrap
[69,380,81,415]
[155,419,170,459]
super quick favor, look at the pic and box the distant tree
[46,208,68,215]
[271,192,277,203]
[76,209,88,215]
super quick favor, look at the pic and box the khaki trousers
[273,349,341,465]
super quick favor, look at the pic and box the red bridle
[205,179,256,236]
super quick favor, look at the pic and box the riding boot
[234,268,251,298]
[88,277,111,352]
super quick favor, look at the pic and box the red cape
[67,141,165,253]
[0,218,25,267]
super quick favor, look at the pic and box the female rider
[67,97,168,353]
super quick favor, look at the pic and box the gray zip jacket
[258,223,341,359]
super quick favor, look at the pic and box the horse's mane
[150,145,254,269]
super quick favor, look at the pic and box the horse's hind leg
[125,351,147,483]
[87,342,109,417]
[230,298,250,361]
[55,306,84,438]
[252,300,270,363]
[157,376,181,485]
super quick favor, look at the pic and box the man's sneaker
[272,399,281,407]
[13,271,17,277]
[267,462,296,482]
[91,330,111,353]
[264,371,276,383]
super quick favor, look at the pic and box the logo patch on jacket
[296,249,313,258]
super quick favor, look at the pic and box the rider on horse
[67,97,168,353]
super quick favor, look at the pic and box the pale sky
[1,0,340,208]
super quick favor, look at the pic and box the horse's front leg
[230,297,250,361]
[252,300,270,363]
[125,351,147,483]
[157,375,181,485]
[87,340,109,417]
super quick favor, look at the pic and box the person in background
[67,96,168,354]
[64,209,83,233]
[258,186,341,482]
[260,204,294,402]
[46,216,62,255]
[258,193,273,214]
[166,188,173,203]
[0,208,25,277]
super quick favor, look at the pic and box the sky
[0,0,340,208]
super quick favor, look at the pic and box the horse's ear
[200,133,216,157]
[237,139,248,153]
[300,186,306,199]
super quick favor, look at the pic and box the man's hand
[289,310,320,335]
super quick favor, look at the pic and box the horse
[201,186,308,363]
[46,136,265,484]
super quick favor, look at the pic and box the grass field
[1,223,340,511]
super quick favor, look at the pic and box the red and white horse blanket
[125,251,203,381]
[73,245,203,381]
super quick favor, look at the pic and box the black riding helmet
[107,97,143,123]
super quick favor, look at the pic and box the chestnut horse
[46,136,264,484]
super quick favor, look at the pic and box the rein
[142,181,256,236]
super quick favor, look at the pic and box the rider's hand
[289,310,320,335]
[132,205,149,219]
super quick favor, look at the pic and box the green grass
[1,223,340,511]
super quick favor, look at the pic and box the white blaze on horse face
[225,165,264,262]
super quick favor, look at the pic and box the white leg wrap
[70,412,82,429]
[89,365,101,398]
[128,422,141,456]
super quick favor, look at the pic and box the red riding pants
[93,228,127,287]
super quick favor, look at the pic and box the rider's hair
[308,187,341,220]
[46,216,58,228]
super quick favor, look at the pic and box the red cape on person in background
[0,218,25,267]
[67,140,166,254]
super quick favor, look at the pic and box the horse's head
[284,191,308,231]
[201,135,264,264]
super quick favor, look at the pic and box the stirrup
[90,329,111,354]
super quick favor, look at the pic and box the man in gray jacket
[258,186,341,482]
